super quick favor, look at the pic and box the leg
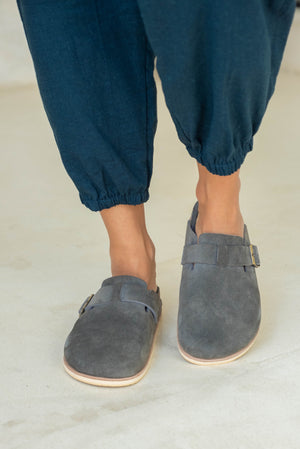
[137,0,296,176]
[100,204,157,291]
[16,0,158,290]
[195,163,244,237]
[17,0,162,387]
[136,0,296,238]
[134,0,296,364]
[16,0,157,211]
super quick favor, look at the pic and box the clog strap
[78,283,162,323]
[120,283,162,324]
[78,285,115,315]
[181,242,260,267]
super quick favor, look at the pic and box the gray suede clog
[177,201,261,365]
[63,275,162,387]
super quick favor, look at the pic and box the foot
[177,200,261,365]
[63,274,162,386]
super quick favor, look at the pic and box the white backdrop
[1,0,300,87]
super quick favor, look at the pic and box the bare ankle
[100,204,157,291]
[109,236,157,292]
[194,163,244,237]
[196,163,241,202]
[195,205,244,238]
[111,257,157,292]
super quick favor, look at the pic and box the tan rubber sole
[63,315,161,387]
[177,326,260,366]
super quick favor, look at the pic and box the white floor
[1,63,300,447]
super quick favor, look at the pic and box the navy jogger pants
[16,0,296,211]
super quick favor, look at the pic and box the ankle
[196,164,241,205]
[109,232,155,262]
[196,180,241,205]
[195,205,244,238]
[196,198,242,216]
[111,258,157,292]
[109,235,157,291]
[195,172,244,237]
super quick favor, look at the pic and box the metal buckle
[78,294,94,316]
[249,244,259,267]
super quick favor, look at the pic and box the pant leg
[16,0,157,211]
[136,0,296,175]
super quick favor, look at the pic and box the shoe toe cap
[178,265,261,360]
[64,305,156,379]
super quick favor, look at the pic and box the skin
[100,162,244,292]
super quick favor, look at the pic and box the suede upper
[178,201,261,360]
[64,275,162,379]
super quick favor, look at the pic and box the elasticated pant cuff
[186,138,253,176]
[79,190,150,212]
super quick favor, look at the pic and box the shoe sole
[177,326,260,366]
[63,315,162,387]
